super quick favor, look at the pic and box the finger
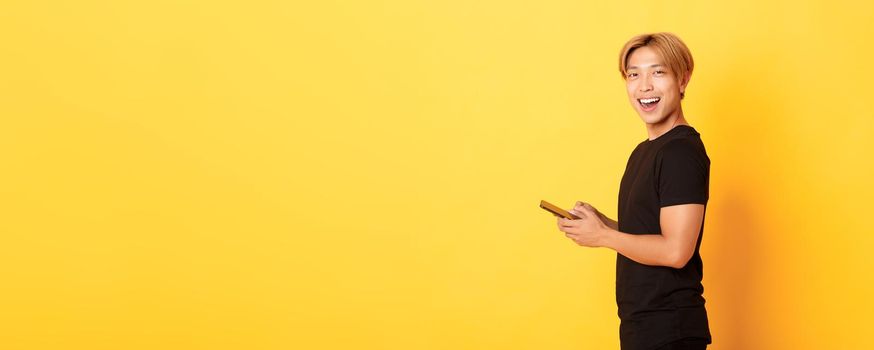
[560,217,577,225]
[569,209,585,219]
[575,202,596,216]
[560,225,578,232]
[559,219,576,227]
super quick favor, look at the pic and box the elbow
[665,251,693,269]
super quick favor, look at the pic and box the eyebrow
[626,64,665,70]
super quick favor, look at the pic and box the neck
[646,107,688,141]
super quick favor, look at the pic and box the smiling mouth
[638,97,661,111]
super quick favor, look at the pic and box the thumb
[575,201,596,215]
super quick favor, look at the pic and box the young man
[556,33,712,350]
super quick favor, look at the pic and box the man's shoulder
[661,135,701,151]
[659,131,707,156]
[655,135,710,168]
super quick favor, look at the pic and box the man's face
[624,46,687,125]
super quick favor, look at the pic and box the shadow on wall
[701,52,788,350]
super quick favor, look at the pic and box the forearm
[600,215,619,231]
[599,228,678,268]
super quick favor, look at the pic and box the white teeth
[639,97,660,104]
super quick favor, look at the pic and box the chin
[637,112,667,125]
[646,116,668,125]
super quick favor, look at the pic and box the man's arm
[599,203,704,268]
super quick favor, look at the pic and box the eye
[654,70,666,76]
[627,72,638,78]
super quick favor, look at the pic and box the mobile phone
[539,200,580,220]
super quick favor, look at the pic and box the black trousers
[653,338,709,350]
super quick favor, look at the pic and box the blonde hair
[619,32,694,98]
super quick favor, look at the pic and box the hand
[557,201,609,247]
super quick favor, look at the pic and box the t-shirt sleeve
[657,138,710,207]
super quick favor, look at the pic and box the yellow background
[2,1,872,349]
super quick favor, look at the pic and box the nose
[639,74,653,93]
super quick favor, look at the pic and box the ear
[678,72,691,96]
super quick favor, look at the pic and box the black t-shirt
[616,124,712,350]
